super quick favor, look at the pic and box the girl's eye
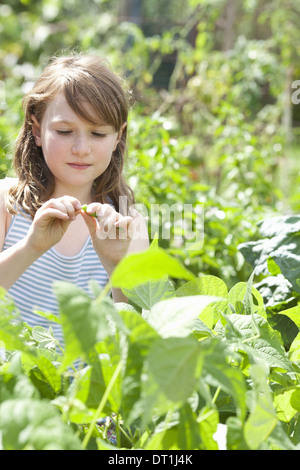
[92,132,106,138]
[55,130,107,137]
[56,130,72,135]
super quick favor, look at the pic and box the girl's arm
[0,187,82,290]
[0,179,39,289]
[0,234,43,290]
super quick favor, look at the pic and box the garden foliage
[1,237,300,450]
[1,0,300,452]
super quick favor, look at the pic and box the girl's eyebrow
[51,119,110,127]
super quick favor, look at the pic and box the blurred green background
[1,0,300,287]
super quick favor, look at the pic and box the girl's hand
[26,196,82,255]
[81,202,139,272]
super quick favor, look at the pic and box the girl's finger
[62,199,77,220]
[96,204,115,220]
[96,212,120,239]
[35,208,70,222]
[81,209,98,236]
[43,197,80,218]
[114,216,134,239]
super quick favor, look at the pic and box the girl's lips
[68,163,91,170]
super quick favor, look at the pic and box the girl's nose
[71,134,91,156]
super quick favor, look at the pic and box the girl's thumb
[81,209,98,237]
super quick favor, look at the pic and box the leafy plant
[239,214,300,350]
[1,240,300,450]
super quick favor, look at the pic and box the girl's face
[32,93,125,197]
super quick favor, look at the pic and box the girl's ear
[31,115,42,147]
[115,122,127,149]
[118,122,127,140]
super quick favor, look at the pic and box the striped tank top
[2,210,109,345]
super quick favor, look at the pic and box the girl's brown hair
[6,53,135,217]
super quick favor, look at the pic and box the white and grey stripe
[2,210,109,346]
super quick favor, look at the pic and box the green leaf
[122,275,175,309]
[0,398,82,450]
[267,257,281,276]
[143,403,218,450]
[266,421,300,450]
[53,282,122,367]
[273,387,300,423]
[216,313,294,372]
[22,352,62,397]
[0,291,31,354]
[226,417,249,450]
[145,295,220,338]
[31,326,59,350]
[51,396,95,425]
[289,332,300,361]
[110,247,195,289]
[280,305,300,329]
[70,349,116,416]
[248,332,294,372]
[272,245,300,294]
[147,336,203,402]
[244,364,278,450]
[239,216,300,292]
[176,276,228,328]
[176,275,228,298]
[202,340,247,421]
[117,308,160,418]
[33,310,62,324]
[258,215,300,238]
[197,406,219,450]
[228,279,266,319]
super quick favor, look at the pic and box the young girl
[0,53,149,345]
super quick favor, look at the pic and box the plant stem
[82,359,123,449]
[96,282,112,303]
[212,385,221,405]
[111,414,134,447]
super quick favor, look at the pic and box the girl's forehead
[43,93,108,126]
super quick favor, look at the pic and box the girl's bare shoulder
[0,177,18,188]
[0,177,17,206]
[0,178,17,236]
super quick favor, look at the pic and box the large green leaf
[143,402,218,450]
[244,364,277,450]
[228,281,266,318]
[176,276,228,328]
[122,275,175,310]
[145,295,220,338]
[110,247,195,289]
[239,215,300,293]
[216,313,294,372]
[201,339,247,421]
[0,398,82,450]
[176,275,228,298]
[258,215,300,238]
[280,305,300,329]
[70,353,112,414]
[271,246,300,294]
[117,308,160,420]
[53,282,123,367]
[147,336,202,402]
[21,352,62,398]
